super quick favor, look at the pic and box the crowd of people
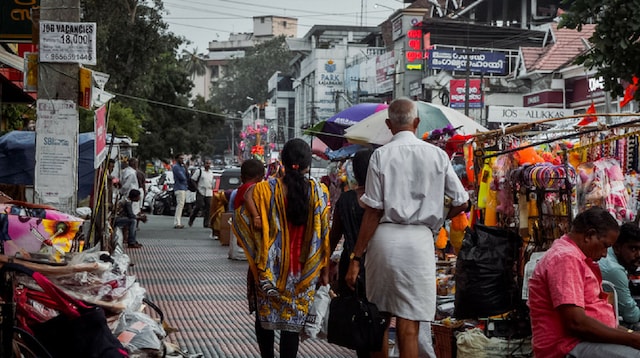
[108,97,640,358]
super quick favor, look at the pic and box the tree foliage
[559,0,640,99]
[79,103,143,141]
[210,36,294,114]
[80,0,225,160]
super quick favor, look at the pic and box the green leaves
[560,0,640,99]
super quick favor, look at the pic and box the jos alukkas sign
[487,106,575,123]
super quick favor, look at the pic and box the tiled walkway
[127,214,356,358]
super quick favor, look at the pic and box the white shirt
[361,131,469,232]
[120,166,139,196]
[191,168,215,197]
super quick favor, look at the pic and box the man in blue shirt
[599,222,640,329]
[172,154,188,229]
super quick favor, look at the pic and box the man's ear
[413,117,420,131]
[385,118,391,130]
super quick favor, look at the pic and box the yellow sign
[406,63,423,71]
[23,52,38,92]
[78,67,92,109]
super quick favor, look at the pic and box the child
[228,159,265,260]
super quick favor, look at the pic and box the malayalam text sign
[429,49,506,74]
[39,21,96,65]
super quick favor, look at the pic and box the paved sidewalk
[127,214,356,358]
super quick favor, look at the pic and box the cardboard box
[219,212,233,246]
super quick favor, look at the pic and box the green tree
[79,103,143,141]
[1,104,35,134]
[559,0,640,100]
[182,48,207,79]
[81,0,224,160]
[211,36,294,114]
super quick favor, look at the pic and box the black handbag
[2,263,129,358]
[327,281,387,352]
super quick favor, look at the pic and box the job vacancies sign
[488,106,574,123]
[429,49,506,74]
[40,21,96,65]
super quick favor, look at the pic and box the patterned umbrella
[306,103,388,150]
[344,101,487,146]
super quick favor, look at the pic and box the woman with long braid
[233,138,331,358]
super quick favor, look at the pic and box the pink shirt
[528,235,617,358]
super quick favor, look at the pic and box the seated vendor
[528,207,640,358]
[600,223,640,330]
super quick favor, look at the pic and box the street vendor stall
[442,113,640,357]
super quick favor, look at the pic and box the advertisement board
[39,21,96,65]
[429,49,506,74]
[449,79,482,109]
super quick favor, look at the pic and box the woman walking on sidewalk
[234,138,331,358]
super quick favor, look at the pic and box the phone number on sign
[45,53,93,62]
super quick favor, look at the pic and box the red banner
[449,79,483,108]
[94,105,107,168]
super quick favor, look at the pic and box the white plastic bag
[302,285,331,340]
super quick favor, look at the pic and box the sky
[162,0,409,53]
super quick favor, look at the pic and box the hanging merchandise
[576,158,635,222]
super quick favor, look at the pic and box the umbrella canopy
[307,103,388,150]
[311,137,329,160]
[344,101,487,146]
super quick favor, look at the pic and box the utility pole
[351,77,368,104]
[35,0,81,213]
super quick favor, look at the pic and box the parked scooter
[143,185,162,212]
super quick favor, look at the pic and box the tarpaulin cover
[0,131,96,200]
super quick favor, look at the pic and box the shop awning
[0,47,23,71]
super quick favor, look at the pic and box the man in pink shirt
[528,207,640,358]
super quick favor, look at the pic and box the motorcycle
[152,188,195,217]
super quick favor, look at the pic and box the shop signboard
[449,79,482,108]
[429,49,506,74]
[375,51,395,94]
[487,106,574,123]
[0,0,39,42]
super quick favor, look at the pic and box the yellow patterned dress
[233,177,330,332]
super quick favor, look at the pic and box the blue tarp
[0,131,96,200]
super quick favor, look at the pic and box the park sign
[429,49,506,75]
[39,21,96,65]
[0,0,39,42]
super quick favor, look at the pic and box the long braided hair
[281,138,312,226]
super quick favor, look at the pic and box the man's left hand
[345,260,360,290]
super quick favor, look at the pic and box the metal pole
[464,51,471,116]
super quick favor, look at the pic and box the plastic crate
[432,323,457,358]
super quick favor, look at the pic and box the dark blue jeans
[115,217,137,244]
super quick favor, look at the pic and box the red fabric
[577,102,597,126]
[288,223,305,275]
[233,182,254,209]
[528,236,616,358]
[620,75,639,107]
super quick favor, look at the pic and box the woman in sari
[233,138,330,358]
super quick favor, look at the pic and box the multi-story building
[191,16,298,100]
